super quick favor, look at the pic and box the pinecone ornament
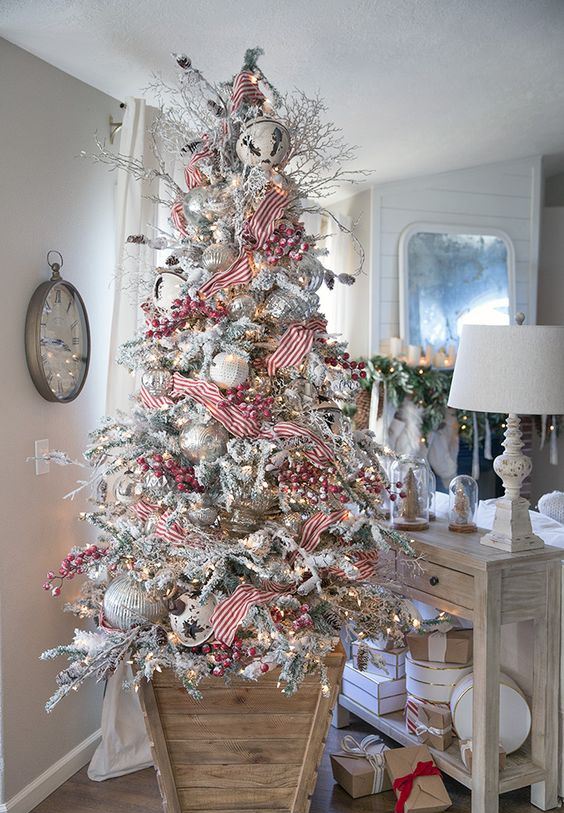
[354,388,371,430]
[322,606,342,631]
[155,626,169,647]
[355,643,369,672]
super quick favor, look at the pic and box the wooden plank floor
[31,715,538,812]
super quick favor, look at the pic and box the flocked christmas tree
[41,49,415,708]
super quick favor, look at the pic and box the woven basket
[138,642,345,813]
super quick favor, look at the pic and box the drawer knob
[429,576,439,586]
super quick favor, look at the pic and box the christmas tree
[399,467,421,523]
[41,49,414,708]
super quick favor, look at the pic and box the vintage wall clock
[25,251,91,402]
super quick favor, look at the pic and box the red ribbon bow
[392,760,441,813]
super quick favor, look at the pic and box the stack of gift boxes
[332,620,508,809]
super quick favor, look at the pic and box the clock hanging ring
[25,251,91,403]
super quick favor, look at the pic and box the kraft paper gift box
[406,628,472,665]
[352,640,407,678]
[405,696,453,751]
[330,735,392,798]
[384,745,452,812]
[459,739,506,772]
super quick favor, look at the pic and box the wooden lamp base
[138,642,345,813]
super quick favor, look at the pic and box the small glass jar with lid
[390,456,430,531]
[448,474,478,533]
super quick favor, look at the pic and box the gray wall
[0,38,119,804]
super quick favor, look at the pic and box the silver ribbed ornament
[229,294,256,319]
[202,243,237,272]
[114,474,138,505]
[210,351,249,389]
[102,575,167,630]
[297,254,325,292]
[264,290,308,321]
[141,369,173,397]
[179,420,229,463]
[187,502,218,527]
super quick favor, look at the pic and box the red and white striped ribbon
[132,499,190,546]
[171,373,262,437]
[299,509,349,554]
[327,550,379,581]
[139,386,174,411]
[170,199,188,236]
[132,499,158,523]
[231,70,265,112]
[266,317,327,377]
[211,581,288,645]
[198,186,288,300]
[184,141,213,190]
[269,421,334,467]
[198,251,254,300]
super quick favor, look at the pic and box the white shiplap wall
[369,156,543,351]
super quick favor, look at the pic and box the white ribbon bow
[426,622,454,662]
[415,720,452,738]
[340,735,387,793]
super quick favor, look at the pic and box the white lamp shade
[448,324,564,415]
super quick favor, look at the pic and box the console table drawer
[398,556,474,611]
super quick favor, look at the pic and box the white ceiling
[2,0,564,193]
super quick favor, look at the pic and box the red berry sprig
[136,453,205,494]
[42,544,108,597]
[224,381,274,423]
[262,222,309,265]
[278,458,348,505]
[324,352,367,382]
[146,295,226,339]
[356,466,386,496]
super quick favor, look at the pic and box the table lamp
[448,315,564,552]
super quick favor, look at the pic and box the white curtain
[90,98,156,781]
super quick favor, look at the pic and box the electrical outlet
[35,439,50,475]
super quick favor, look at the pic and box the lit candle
[407,344,421,366]
[434,350,447,368]
[389,336,403,358]
[425,344,434,365]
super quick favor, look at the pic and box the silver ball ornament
[169,592,215,646]
[153,270,185,313]
[263,290,308,322]
[141,369,173,397]
[179,421,229,463]
[182,187,212,227]
[102,575,167,630]
[297,254,325,292]
[202,243,237,273]
[187,503,218,527]
[229,294,256,319]
[236,117,291,168]
[114,474,138,505]
[210,351,249,389]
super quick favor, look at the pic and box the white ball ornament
[152,271,185,313]
[236,117,291,168]
[210,351,249,389]
[169,592,216,647]
[179,421,229,463]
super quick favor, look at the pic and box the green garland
[357,355,506,446]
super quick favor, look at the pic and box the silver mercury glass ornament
[229,294,256,319]
[114,473,138,505]
[187,502,218,527]
[102,574,167,630]
[141,369,173,397]
[182,187,213,228]
[297,254,325,292]
[263,290,308,322]
[202,243,237,273]
[179,420,229,463]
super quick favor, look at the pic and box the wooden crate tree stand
[138,643,345,813]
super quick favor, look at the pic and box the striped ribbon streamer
[326,550,379,581]
[131,499,188,545]
[231,70,265,112]
[269,420,334,467]
[171,373,263,437]
[184,141,213,190]
[266,317,327,377]
[288,508,348,566]
[211,582,288,645]
[170,198,188,236]
[198,186,288,300]
[139,386,174,411]
[132,499,158,523]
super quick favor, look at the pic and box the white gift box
[405,653,473,704]
[342,660,406,715]
[351,640,406,679]
[450,672,531,754]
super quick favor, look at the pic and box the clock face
[26,279,90,402]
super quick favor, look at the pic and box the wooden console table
[333,520,562,813]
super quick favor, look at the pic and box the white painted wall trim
[369,186,383,354]
[528,155,543,324]
[0,729,101,813]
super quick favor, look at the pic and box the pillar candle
[389,337,403,358]
[407,344,421,366]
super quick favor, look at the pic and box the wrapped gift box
[406,654,472,704]
[330,735,392,797]
[352,640,407,679]
[405,696,452,751]
[343,660,406,715]
[406,628,472,665]
[459,738,506,771]
[385,745,451,812]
